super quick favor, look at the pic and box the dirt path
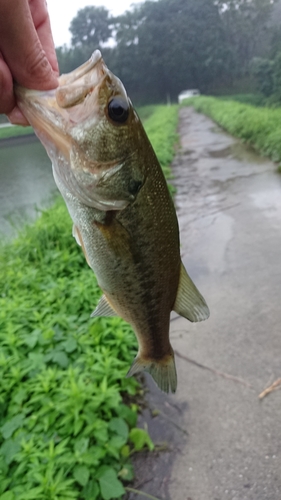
[129,107,281,500]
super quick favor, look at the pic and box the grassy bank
[0,125,34,140]
[184,96,281,164]
[142,105,178,181]
[0,104,178,500]
[217,93,265,107]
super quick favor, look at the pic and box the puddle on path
[250,186,281,225]
[181,211,234,278]
[206,141,268,164]
[172,107,280,279]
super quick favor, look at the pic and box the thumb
[0,0,58,90]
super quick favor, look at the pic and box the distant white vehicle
[178,89,200,103]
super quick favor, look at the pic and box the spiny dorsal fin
[91,295,118,317]
[173,263,210,322]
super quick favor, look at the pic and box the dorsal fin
[173,263,210,322]
[91,295,118,317]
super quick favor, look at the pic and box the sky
[47,0,140,47]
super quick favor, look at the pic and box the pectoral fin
[72,224,81,246]
[72,224,91,267]
[91,294,118,317]
[173,263,210,322]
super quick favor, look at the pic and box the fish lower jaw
[94,198,130,210]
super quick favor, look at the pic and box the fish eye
[108,98,129,124]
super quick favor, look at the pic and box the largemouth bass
[16,51,209,393]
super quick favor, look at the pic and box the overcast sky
[47,0,141,47]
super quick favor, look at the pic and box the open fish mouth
[16,49,105,112]
[56,50,104,108]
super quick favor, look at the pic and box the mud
[128,108,281,500]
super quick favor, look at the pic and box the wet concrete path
[129,107,281,500]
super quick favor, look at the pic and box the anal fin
[173,262,210,322]
[91,294,118,318]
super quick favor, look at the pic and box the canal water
[0,136,58,238]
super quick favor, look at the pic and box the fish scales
[16,50,210,393]
[73,150,179,358]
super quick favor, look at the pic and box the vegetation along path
[129,107,281,500]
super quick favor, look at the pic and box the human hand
[0,0,59,125]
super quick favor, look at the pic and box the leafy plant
[0,201,143,498]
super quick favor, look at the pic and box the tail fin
[126,352,177,393]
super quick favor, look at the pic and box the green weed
[142,105,179,193]
[136,106,157,123]
[0,104,178,499]
[183,96,281,164]
[217,94,265,107]
[0,125,34,140]
[0,199,144,499]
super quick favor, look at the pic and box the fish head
[15,50,145,211]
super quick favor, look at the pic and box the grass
[0,104,178,500]
[217,93,265,107]
[142,105,179,184]
[183,96,281,164]
[0,125,34,140]
[136,105,157,123]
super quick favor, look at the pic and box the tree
[56,45,92,74]
[217,0,277,78]
[59,0,277,104]
[69,6,112,48]
[250,57,274,96]
[113,0,228,103]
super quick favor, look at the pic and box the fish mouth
[56,50,104,108]
[15,50,107,159]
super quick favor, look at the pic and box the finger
[29,0,59,76]
[0,52,30,123]
[0,0,58,89]
[0,54,15,114]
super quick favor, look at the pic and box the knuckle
[24,44,51,82]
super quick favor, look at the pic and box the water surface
[0,137,58,237]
